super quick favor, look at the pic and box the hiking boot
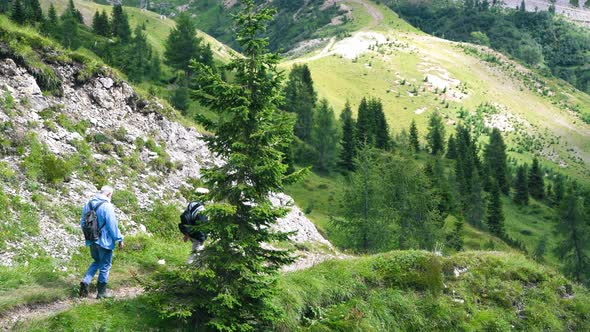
[79,281,89,298]
[96,282,113,299]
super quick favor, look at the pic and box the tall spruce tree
[528,157,545,200]
[446,134,457,159]
[283,64,316,142]
[41,4,59,38]
[484,128,509,194]
[409,119,420,153]
[111,4,131,42]
[551,173,565,207]
[127,25,153,82]
[339,100,356,171]
[152,2,300,329]
[60,10,80,49]
[311,99,340,173]
[356,97,373,146]
[486,180,505,237]
[371,98,390,150]
[24,0,43,23]
[446,218,464,251]
[64,0,83,23]
[513,164,529,205]
[555,190,590,284]
[533,235,548,262]
[92,10,110,36]
[11,0,26,25]
[164,12,211,74]
[426,111,446,155]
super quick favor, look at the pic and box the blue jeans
[82,243,113,284]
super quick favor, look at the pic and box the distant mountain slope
[283,0,590,184]
[41,0,236,62]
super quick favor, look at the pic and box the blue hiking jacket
[80,194,124,250]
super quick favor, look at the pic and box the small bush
[141,201,180,239]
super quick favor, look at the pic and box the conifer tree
[409,119,420,153]
[356,97,372,146]
[0,0,9,13]
[64,0,83,23]
[92,10,110,36]
[426,111,446,155]
[446,134,457,159]
[528,157,545,200]
[127,25,153,82]
[60,10,80,49]
[41,4,59,38]
[164,12,210,74]
[311,99,340,173]
[371,98,390,150]
[446,218,464,251]
[484,128,509,194]
[24,0,43,23]
[486,180,505,237]
[513,164,529,205]
[555,190,589,284]
[111,4,131,42]
[339,100,356,171]
[551,173,565,207]
[153,2,300,329]
[11,0,26,25]
[533,235,548,262]
[283,64,316,142]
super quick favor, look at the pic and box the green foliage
[338,100,356,171]
[426,111,445,155]
[528,157,545,200]
[92,10,110,37]
[484,128,509,194]
[151,2,300,330]
[164,12,212,74]
[283,64,317,142]
[486,181,505,237]
[141,201,180,239]
[355,97,390,150]
[409,119,419,153]
[111,4,131,42]
[311,98,339,172]
[513,164,529,205]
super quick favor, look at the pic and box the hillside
[282,0,590,182]
[503,0,590,26]
[0,15,333,328]
[40,0,236,62]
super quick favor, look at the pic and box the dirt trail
[0,286,144,331]
[334,0,383,27]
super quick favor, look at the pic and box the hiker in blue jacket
[79,185,124,299]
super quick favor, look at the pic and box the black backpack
[82,201,106,241]
[178,201,207,239]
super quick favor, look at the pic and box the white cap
[196,187,210,194]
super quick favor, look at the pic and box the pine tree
[153,2,300,329]
[311,99,340,173]
[371,98,390,150]
[283,64,316,142]
[446,218,464,251]
[409,119,420,153]
[513,164,529,205]
[356,97,373,146]
[24,0,43,23]
[0,0,9,13]
[533,235,548,262]
[528,157,545,200]
[551,173,565,207]
[111,4,131,42]
[446,134,457,159]
[92,10,110,37]
[164,12,210,74]
[11,0,26,25]
[484,128,509,194]
[426,111,446,155]
[127,25,153,82]
[41,3,59,38]
[64,0,83,23]
[60,10,80,49]
[339,100,356,171]
[486,180,505,237]
[555,190,589,284]
[520,0,526,11]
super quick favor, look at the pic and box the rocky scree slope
[0,50,330,268]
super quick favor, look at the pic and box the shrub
[141,201,180,239]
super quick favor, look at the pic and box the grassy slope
[16,250,590,331]
[281,0,590,184]
[40,0,235,62]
